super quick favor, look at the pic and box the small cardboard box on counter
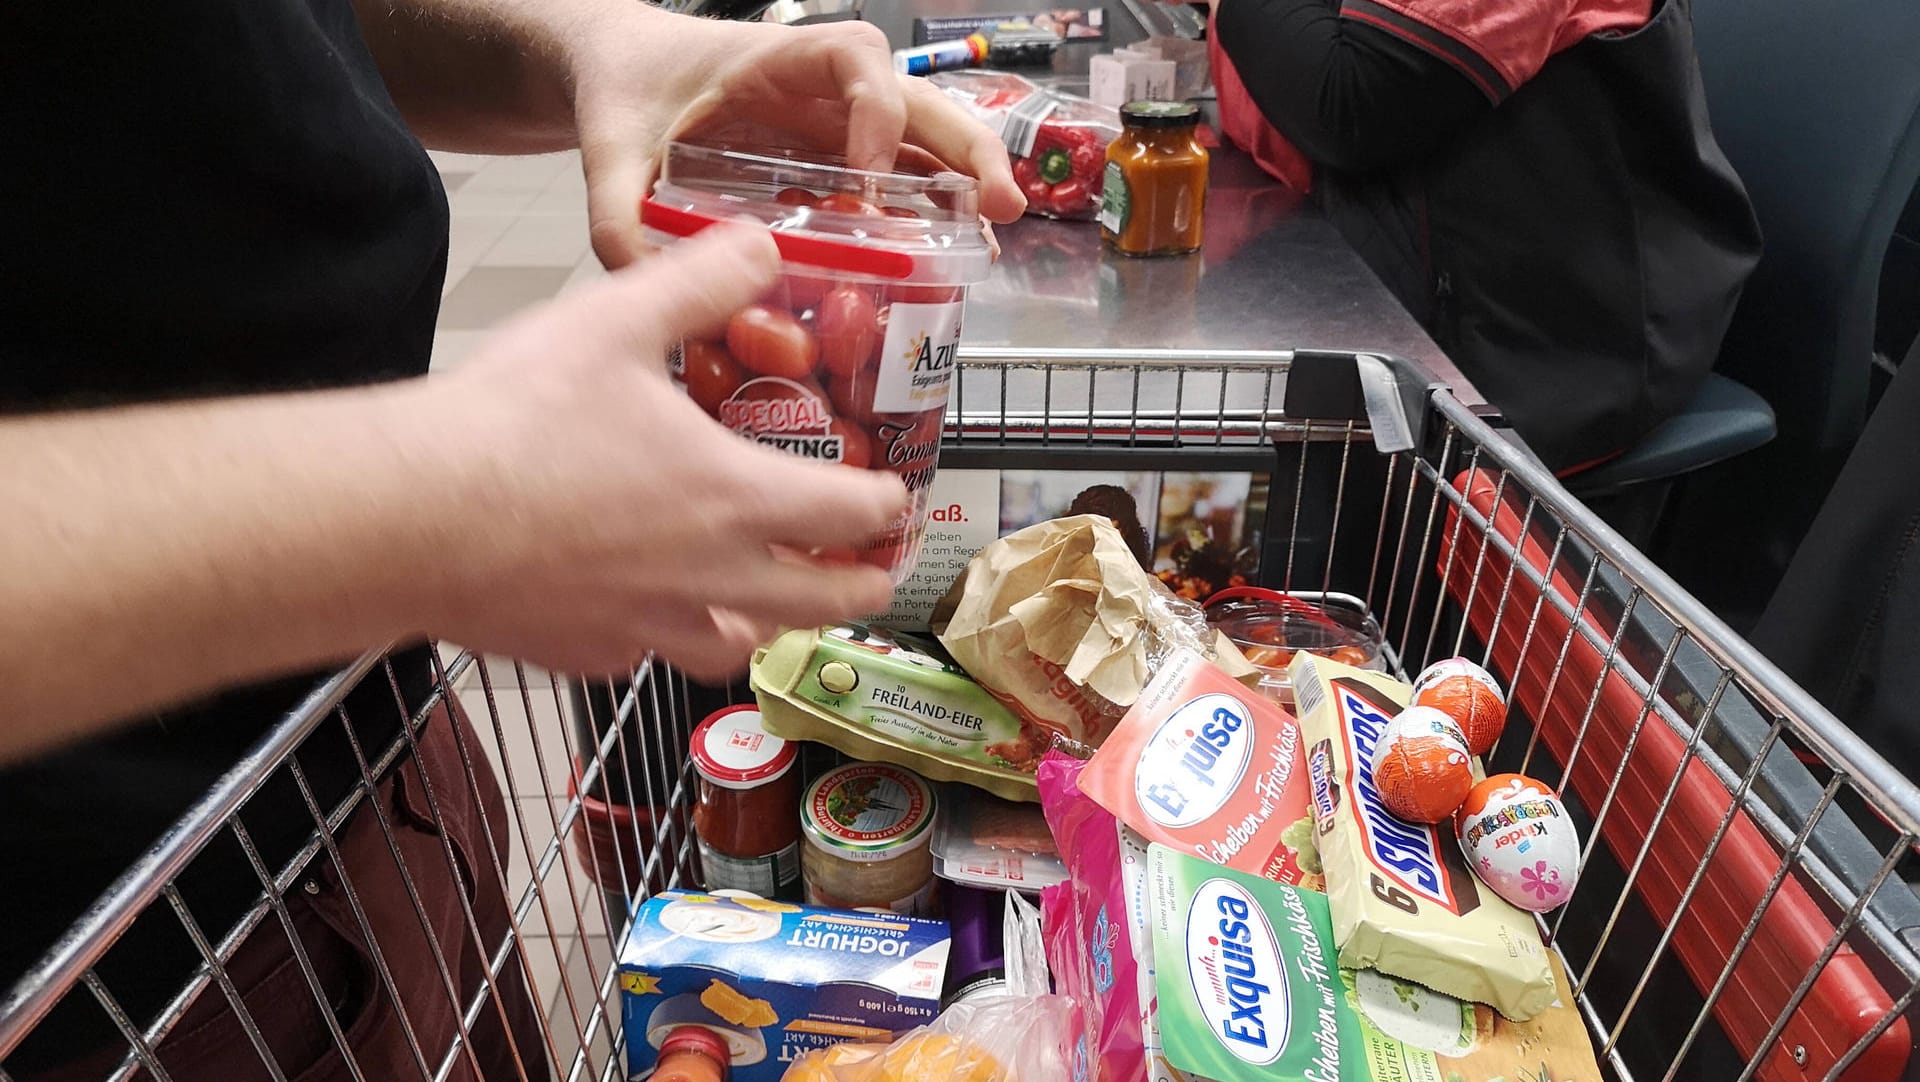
[1089,50,1177,109]
[619,891,951,1080]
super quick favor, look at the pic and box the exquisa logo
[1134,693,1255,828]
[1183,877,1289,1065]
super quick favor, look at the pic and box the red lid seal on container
[690,705,797,791]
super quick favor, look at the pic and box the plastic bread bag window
[932,514,1261,753]
[782,892,1073,1082]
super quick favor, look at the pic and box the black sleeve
[1214,0,1493,173]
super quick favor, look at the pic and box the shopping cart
[2,349,1916,1082]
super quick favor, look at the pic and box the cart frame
[3,349,1917,1082]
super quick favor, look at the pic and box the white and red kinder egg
[1455,773,1579,912]
[1372,706,1476,824]
[1413,657,1508,757]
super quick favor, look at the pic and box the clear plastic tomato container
[642,141,993,584]
[1203,587,1389,708]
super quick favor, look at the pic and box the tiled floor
[429,149,606,370]
[444,648,633,1076]
[427,149,631,1074]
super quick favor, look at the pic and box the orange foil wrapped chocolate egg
[1372,706,1475,824]
[1412,657,1508,757]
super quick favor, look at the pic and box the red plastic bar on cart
[1439,468,1907,1082]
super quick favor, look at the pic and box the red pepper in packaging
[1076,649,1317,885]
[931,71,1121,221]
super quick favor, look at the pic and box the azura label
[1182,878,1289,1066]
[1335,685,1457,912]
[872,301,963,414]
[1134,693,1255,829]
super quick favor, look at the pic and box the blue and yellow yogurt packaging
[618,891,950,1080]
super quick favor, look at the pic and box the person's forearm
[0,381,474,762]
[351,0,636,153]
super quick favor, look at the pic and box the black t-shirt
[0,2,448,1069]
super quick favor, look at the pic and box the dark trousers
[1751,341,1920,781]
[29,701,551,1082]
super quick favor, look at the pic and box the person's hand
[565,6,1026,268]
[421,225,907,680]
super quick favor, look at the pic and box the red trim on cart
[1440,468,1909,1082]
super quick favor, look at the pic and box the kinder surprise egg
[1412,657,1508,757]
[1372,706,1475,824]
[1455,774,1580,912]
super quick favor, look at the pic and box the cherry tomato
[828,368,880,424]
[680,340,745,415]
[817,287,880,378]
[726,305,819,379]
[889,285,965,305]
[1050,176,1093,216]
[830,417,874,469]
[784,274,830,313]
[775,187,818,207]
[814,193,885,217]
[858,536,914,577]
[881,206,924,219]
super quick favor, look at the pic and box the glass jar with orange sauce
[1098,101,1208,257]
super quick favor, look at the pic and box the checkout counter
[758,0,1483,407]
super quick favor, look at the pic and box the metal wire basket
[3,350,1915,1082]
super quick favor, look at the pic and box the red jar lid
[658,1024,730,1065]
[690,706,797,790]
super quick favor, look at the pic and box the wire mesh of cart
[3,349,1918,1082]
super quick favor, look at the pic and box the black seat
[1570,373,1775,491]
[1652,0,1920,624]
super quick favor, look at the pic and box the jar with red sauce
[1099,100,1208,257]
[689,705,802,900]
[642,142,993,585]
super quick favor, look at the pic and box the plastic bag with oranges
[780,894,1071,1082]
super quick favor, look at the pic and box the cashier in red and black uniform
[1203,0,1763,472]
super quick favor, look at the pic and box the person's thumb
[569,224,783,357]
[581,116,656,271]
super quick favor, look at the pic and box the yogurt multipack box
[618,891,951,1080]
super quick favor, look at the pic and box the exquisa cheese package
[1078,649,1317,885]
[1146,844,1360,1080]
[1287,652,1556,1020]
[618,891,950,1080]
[1147,843,1605,1082]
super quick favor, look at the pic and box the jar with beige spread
[800,763,938,916]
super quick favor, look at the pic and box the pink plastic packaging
[1038,753,1140,1082]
